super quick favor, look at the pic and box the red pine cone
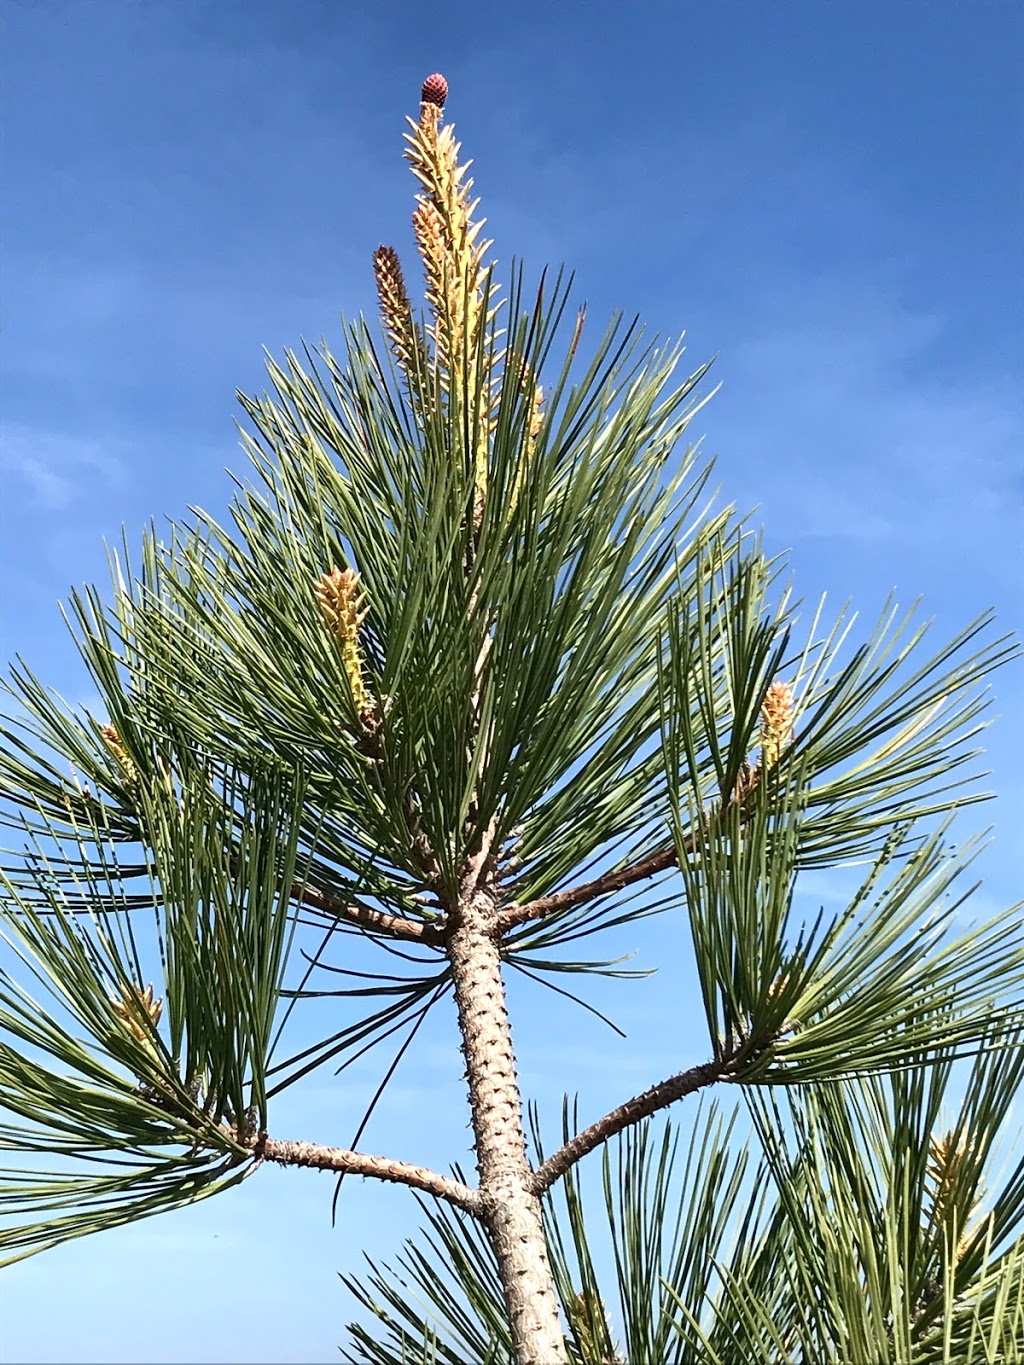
[421,73,448,107]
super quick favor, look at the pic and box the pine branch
[530,1058,728,1195]
[498,843,679,935]
[292,881,444,947]
[499,769,771,937]
[254,1134,480,1213]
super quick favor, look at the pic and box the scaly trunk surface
[446,871,568,1365]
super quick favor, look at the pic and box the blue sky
[2,1,1022,1360]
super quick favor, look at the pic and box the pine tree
[1,75,1022,1364]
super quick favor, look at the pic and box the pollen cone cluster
[568,1291,621,1364]
[316,567,375,727]
[522,359,544,451]
[927,1130,984,1263]
[100,723,138,785]
[506,362,545,518]
[759,680,795,768]
[110,982,163,1047]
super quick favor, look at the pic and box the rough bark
[446,870,568,1365]
[531,1058,726,1194]
[254,1136,479,1213]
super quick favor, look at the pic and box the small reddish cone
[421,73,448,107]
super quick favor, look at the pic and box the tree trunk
[446,872,568,1365]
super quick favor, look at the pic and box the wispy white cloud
[0,422,125,510]
[720,285,1023,550]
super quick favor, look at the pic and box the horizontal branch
[497,843,679,936]
[498,787,756,938]
[292,882,445,947]
[530,1057,726,1195]
[255,1134,480,1213]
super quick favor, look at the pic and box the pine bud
[373,244,421,380]
[421,72,448,108]
[732,759,760,804]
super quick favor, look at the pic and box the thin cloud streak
[0,423,125,510]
